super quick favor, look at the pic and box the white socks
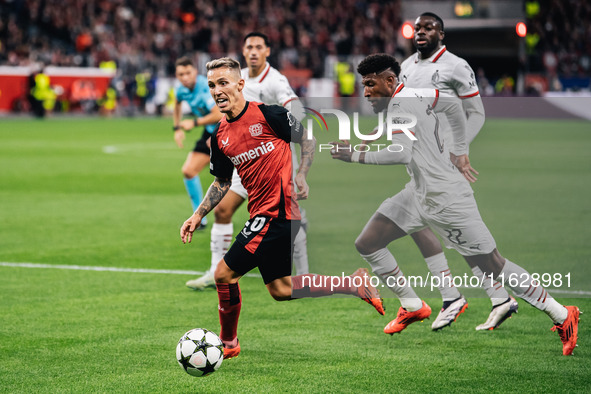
[497,259,567,324]
[361,249,422,311]
[471,265,510,306]
[424,253,461,302]
[293,226,309,275]
[210,223,233,273]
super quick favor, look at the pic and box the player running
[180,57,384,359]
[396,12,517,331]
[172,56,223,227]
[331,54,579,356]
[185,32,309,290]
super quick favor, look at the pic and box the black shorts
[192,130,211,154]
[224,216,300,284]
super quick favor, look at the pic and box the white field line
[0,262,262,278]
[2,262,590,296]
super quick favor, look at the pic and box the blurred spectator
[476,68,495,97]
[495,74,515,96]
[71,79,98,113]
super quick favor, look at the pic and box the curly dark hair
[356,54,401,77]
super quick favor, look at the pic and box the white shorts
[229,169,248,200]
[377,187,496,256]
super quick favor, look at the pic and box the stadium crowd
[525,0,591,87]
[2,0,589,114]
[0,0,402,78]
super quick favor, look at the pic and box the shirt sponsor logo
[229,141,275,165]
[249,123,263,137]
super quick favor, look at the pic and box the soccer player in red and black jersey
[180,57,385,359]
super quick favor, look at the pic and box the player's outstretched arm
[295,135,315,200]
[180,177,231,243]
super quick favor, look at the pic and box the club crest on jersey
[431,70,440,84]
[249,123,263,137]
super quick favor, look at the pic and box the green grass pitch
[1,116,590,392]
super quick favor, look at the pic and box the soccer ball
[176,328,224,377]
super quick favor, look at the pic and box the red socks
[216,282,241,343]
[217,275,358,339]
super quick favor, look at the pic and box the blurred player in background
[185,32,309,290]
[398,12,517,331]
[173,56,223,227]
[332,54,578,355]
[181,57,384,359]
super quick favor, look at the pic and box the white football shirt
[400,46,479,99]
[241,62,298,107]
[386,84,472,212]
[400,45,483,145]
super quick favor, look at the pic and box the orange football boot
[551,306,580,356]
[384,300,432,334]
[223,340,241,359]
[351,268,385,315]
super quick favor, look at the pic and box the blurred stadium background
[0,0,589,117]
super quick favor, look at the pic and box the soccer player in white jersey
[185,32,309,290]
[331,53,579,356]
[396,12,518,330]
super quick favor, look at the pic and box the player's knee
[467,249,505,278]
[182,165,196,179]
[213,271,229,284]
[355,235,377,255]
[214,203,234,222]
[213,262,232,284]
[490,249,506,274]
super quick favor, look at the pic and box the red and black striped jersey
[210,101,305,220]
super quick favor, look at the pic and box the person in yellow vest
[98,85,118,116]
[135,71,151,113]
[30,69,56,117]
[336,61,356,112]
[99,60,117,73]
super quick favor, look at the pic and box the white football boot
[431,295,468,330]
[186,271,215,290]
[475,296,518,331]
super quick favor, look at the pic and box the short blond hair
[206,57,241,75]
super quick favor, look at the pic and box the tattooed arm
[180,177,231,244]
[294,135,315,200]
